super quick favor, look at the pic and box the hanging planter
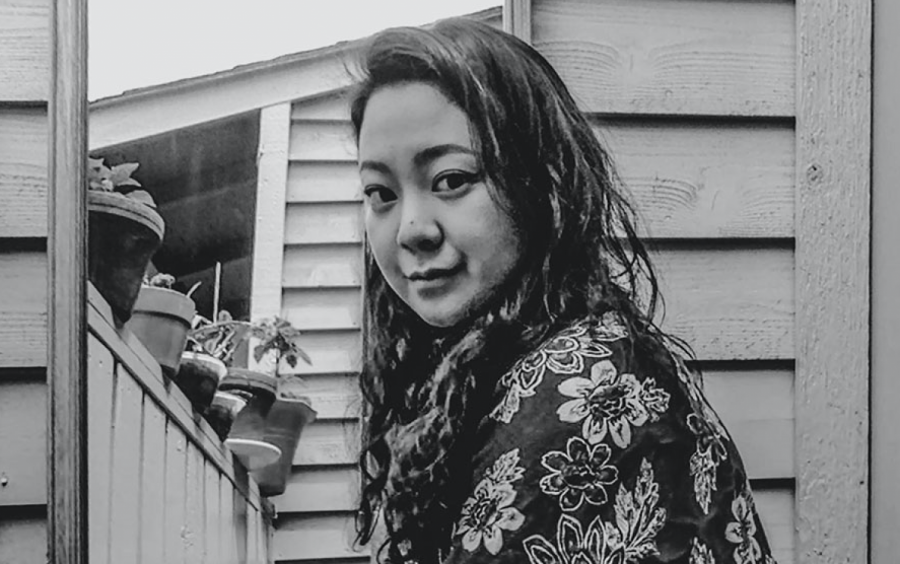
[251,392,317,497]
[125,274,196,379]
[87,158,165,322]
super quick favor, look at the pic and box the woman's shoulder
[489,311,650,425]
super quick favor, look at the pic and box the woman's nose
[396,196,442,252]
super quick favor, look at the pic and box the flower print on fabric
[687,412,728,513]
[539,436,619,512]
[523,459,666,564]
[491,319,620,423]
[455,449,527,555]
[725,490,763,564]
[690,537,716,564]
[556,359,670,448]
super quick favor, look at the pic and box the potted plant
[88,157,165,322]
[219,316,312,470]
[124,273,196,379]
[187,311,254,439]
[175,319,229,413]
[251,388,317,497]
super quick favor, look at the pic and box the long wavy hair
[349,18,688,564]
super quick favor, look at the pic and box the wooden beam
[47,0,88,562]
[503,0,532,43]
[89,50,355,150]
[250,103,291,323]
[794,1,871,563]
[870,0,900,561]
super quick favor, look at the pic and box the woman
[350,18,776,564]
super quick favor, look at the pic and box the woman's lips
[406,265,461,281]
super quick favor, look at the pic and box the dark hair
[349,18,684,564]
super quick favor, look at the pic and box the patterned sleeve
[442,313,777,564]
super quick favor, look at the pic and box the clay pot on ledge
[251,394,317,497]
[88,191,165,322]
[219,368,282,470]
[125,286,195,379]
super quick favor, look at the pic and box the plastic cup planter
[219,368,283,470]
[205,390,249,442]
[176,351,227,411]
[251,393,317,497]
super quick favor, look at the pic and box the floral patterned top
[442,313,777,564]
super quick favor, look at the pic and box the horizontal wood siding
[0,108,49,238]
[272,87,366,562]
[0,3,50,560]
[531,0,798,561]
[0,0,50,102]
[87,289,271,564]
[532,0,795,117]
[274,2,796,562]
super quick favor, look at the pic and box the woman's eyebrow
[358,160,391,174]
[413,144,476,168]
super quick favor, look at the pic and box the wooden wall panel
[163,423,189,564]
[293,421,360,467]
[287,161,361,203]
[284,202,363,245]
[87,336,115,564]
[0,109,48,237]
[0,0,50,102]
[278,244,793,361]
[273,514,367,561]
[139,401,167,564]
[277,466,359,513]
[0,514,46,564]
[282,287,362,331]
[653,246,794,361]
[107,366,143,564]
[287,119,795,240]
[0,376,45,507]
[282,244,363,288]
[0,252,47,368]
[795,0,871,561]
[532,0,795,117]
[204,462,222,564]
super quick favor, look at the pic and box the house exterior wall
[0,0,51,561]
[531,1,796,561]
[259,2,871,563]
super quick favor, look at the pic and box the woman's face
[358,82,522,328]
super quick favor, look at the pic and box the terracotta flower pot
[205,391,249,441]
[220,368,281,470]
[88,191,165,322]
[252,395,317,497]
[175,351,226,411]
[125,286,195,378]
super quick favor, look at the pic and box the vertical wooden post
[871,0,900,562]
[794,1,871,563]
[503,0,532,43]
[249,103,291,370]
[47,0,88,562]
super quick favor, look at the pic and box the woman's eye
[363,186,397,206]
[433,171,479,193]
